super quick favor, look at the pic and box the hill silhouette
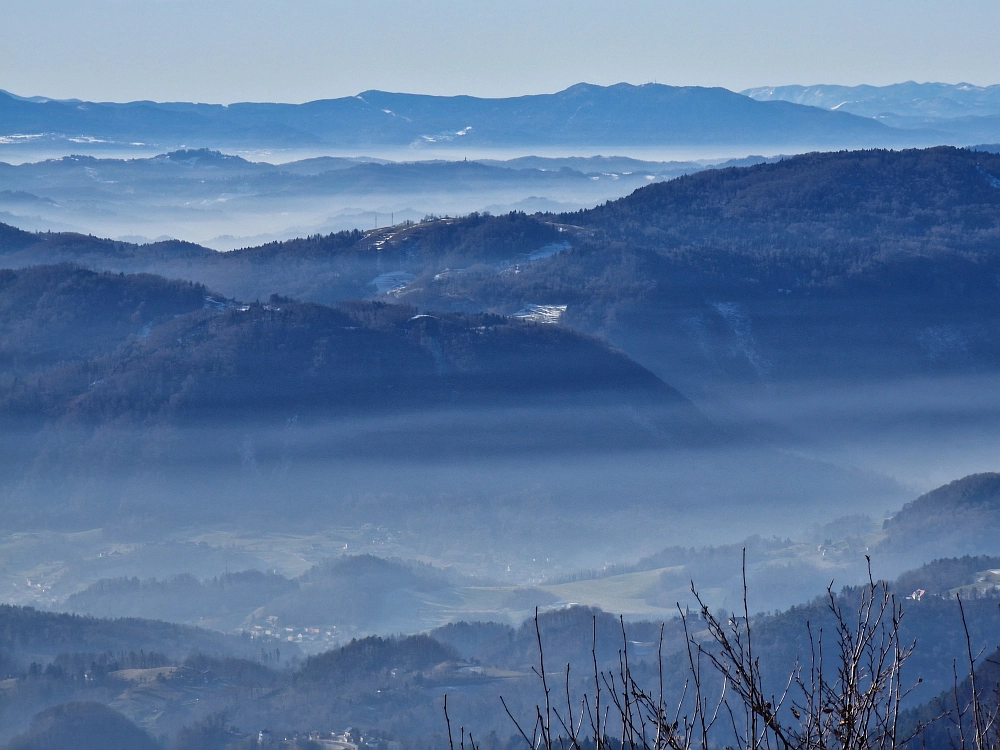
[5,702,158,750]
[1,292,700,432]
[744,82,1000,144]
[882,473,1000,556]
[567,146,1000,272]
[0,603,266,668]
[0,265,207,377]
[66,555,464,636]
[0,83,910,151]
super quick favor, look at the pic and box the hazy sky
[2,0,999,103]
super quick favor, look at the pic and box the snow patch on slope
[513,304,567,324]
[371,271,415,295]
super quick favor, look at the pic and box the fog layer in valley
[0,149,779,248]
[2,140,1000,746]
[2,363,994,635]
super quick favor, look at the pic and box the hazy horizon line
[4,79,999,108]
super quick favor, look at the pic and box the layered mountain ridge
[744,81,1000,142]
[4,145,1000,395]
[0,82,921,152]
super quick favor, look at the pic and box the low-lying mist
[5,362,1000,634]
[695,373,1000,493]
[0,148,787,248]
[0,397,916,624]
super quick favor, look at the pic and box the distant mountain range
[744,81,1000,142]
[0,148,796,249]
[0,148,730,247]
[743,81,1000,119]
[0,82,931,153]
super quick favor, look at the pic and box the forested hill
[0,604,264,667]
[0,211,563,305]
[880,473,1000,558]
[0,223,213,269]
[0,265,207,376]
[6,148,1000,392]
[0,274,694,429]
[406,148,1000,389]
[565,146,1000,281]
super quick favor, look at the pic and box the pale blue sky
[2,0,999,103]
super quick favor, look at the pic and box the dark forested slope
[0,227,213,271]
[568,146,1000,272]
[410,148,1000,390]
[1,294,693,428]
[4,702,159,750]
[882,473,1000,556]
[0,604,264,667]
[0,265,207,376]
